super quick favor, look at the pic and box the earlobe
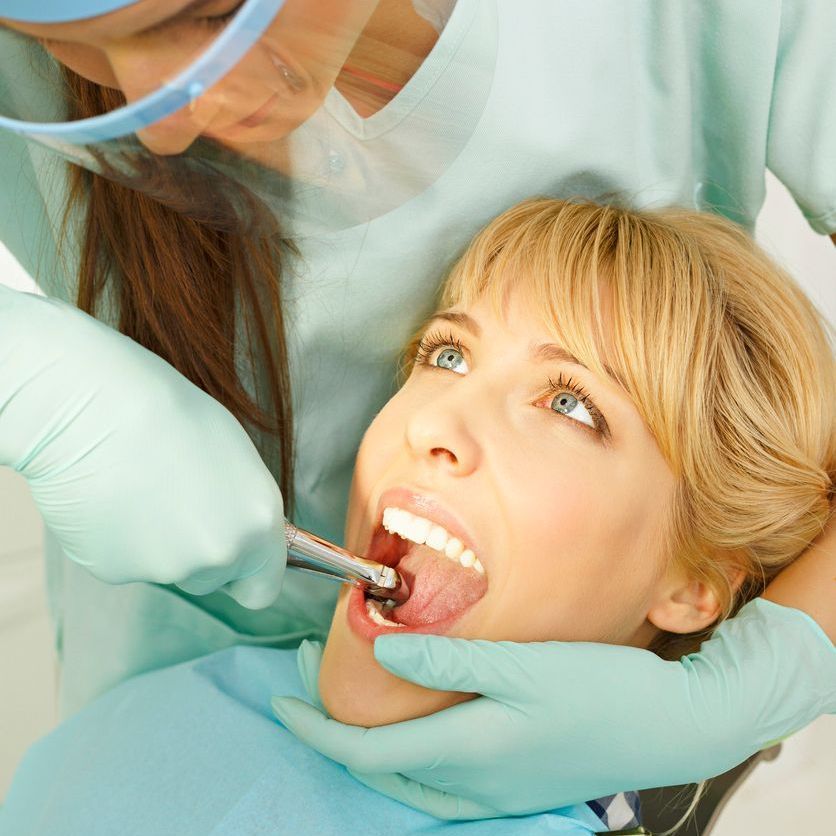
[646,578,724,635]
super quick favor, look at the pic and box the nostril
[430,447,458,464]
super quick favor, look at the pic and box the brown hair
[427,198,835,657]
[61,70,295,505]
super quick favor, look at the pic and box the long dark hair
[62,70,295,506]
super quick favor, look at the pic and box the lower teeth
[366,598,404,628]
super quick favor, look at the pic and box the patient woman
[3,200,833,836]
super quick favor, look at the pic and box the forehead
[460,292,564,338]
[461,281,616,368]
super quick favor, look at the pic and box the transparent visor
[0,0,494,234]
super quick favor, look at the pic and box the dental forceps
[284,521,410,605]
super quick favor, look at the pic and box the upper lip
[372,486,484,566]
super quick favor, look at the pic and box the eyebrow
[432,311,482,337]
[533,343,588,370]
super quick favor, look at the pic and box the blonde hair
[421,198,835,656]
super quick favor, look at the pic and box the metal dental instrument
[284,521,410,606]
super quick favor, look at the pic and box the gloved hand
[0,285,286,608]
[272,598,836,819]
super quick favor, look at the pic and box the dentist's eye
[539,374,608,436]
[414,330,469,375]
[201,2,244,27]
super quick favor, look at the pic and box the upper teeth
[382,507,484,575]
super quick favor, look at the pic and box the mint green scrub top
[0,0,834,717]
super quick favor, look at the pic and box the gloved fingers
[176,567,231,597]
[271,695,500,775]
[272,697,383,771]
[221,547,286,609]
[374,634,544,702]
[348,769,505,821]
[296,640,327,710]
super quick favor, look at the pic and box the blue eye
[549,391,595,428]
[434,347,468,374]
[414,330,470,374]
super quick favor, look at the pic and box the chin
[319,591,474,727]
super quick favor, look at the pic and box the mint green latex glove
[0,285,285,608]
[272,598,836,819]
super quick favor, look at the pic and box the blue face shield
[1,1,141,23]
[0,0,495,234]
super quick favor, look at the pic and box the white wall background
[0,172,834,831]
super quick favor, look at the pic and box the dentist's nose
[105,43,209,155]
[405,395,481,477]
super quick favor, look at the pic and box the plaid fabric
[587,791,642,832]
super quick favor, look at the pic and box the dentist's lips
[346,489,488,643]
[207,54,307,135]
[237,93,281,128]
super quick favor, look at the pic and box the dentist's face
[319,292,678,726]
[3,0,378,153]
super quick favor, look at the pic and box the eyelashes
[413,329,464,367]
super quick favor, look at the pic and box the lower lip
[346,586,466,643]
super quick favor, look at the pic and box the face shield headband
[2,1,143,24]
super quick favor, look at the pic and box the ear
[646,577,721,634]
[646,565,745,635]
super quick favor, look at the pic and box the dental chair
[600,745,782,836]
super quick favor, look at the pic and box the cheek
[487,442,667,642]
[354,402,405,488]
[40,42,119,89]
[344,396,408,543]
[109,36,211,104]
[510,464,602,581]
[499,432,603,553]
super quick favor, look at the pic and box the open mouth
[348,505,489,641]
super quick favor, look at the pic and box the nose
[104,43,209,155]
[405,391,481,477]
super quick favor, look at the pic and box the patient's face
[319,292,677,726]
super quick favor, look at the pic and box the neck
[337,0,441,116]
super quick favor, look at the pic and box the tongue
[391,544,487,627]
